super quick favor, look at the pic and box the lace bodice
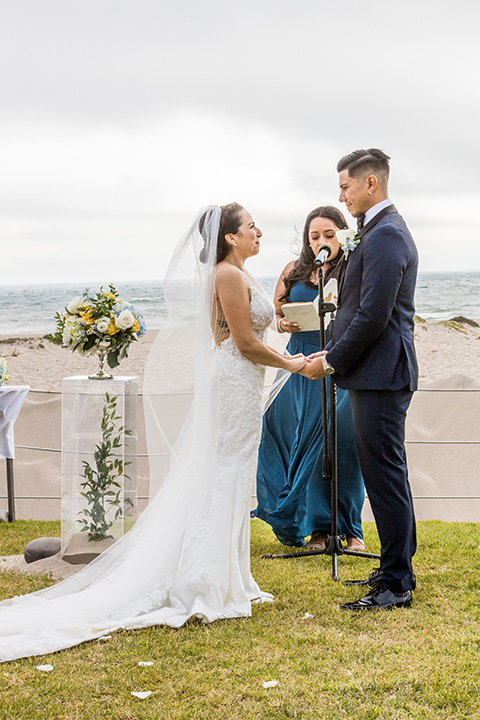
[248,280,275,337]
[214,279,274,357]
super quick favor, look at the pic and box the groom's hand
[299,352,328,379]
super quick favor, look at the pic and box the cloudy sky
[2,0,479,286]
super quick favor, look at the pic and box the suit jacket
[326,208,418,391]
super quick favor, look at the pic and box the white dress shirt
[363,198,393,227]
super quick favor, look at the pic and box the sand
[2,319,480,392]
[1,317,480,579]
[0,329,158,393]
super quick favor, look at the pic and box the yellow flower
[132,319,140,333]
[80,307,96,325]
[104,291,116,301]
[105,318,120,336]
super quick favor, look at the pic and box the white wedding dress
[0,280,274,662]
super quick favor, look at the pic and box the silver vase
[88,347,113,380]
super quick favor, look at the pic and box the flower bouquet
[50,285,146,379]
[0,357,8,386]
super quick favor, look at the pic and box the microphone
[314,242,334,266]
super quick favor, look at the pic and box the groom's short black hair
[337,148,390,182]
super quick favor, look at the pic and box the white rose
[115,309,135,331]
[335,229,357,244]
[66,296,84,315]
[96,317,111,333]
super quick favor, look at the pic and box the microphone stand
[262,255,379,580]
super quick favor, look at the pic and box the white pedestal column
[61,376,138,563]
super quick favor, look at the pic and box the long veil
[143,206,220,498]
[0,206,256,662]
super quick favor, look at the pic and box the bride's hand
[288,354,307,373]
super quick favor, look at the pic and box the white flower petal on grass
[131,691,152,699]
[302,612,314,619]
[138,661,154,667]
[262,680,279,689]
[36,664,54,672]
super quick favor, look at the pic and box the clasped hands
[290,351,330,379]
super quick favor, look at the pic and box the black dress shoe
[340,586,412,611]
[344,569,416,591]
[343,567,382,587]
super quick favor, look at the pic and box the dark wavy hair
[199,202,245,264]
[280,206,348,303]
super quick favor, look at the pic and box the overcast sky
[2,0,479,286]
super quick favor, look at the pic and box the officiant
[253,206,365,550]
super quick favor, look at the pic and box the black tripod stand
[262,255,379,580]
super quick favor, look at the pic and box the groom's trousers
[348,386,417,594]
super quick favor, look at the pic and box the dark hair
[199,202,245,264]
[280,206,348,303]
[336,148,390,184]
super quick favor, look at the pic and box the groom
[303,148,418,610]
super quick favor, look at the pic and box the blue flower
[336,229,362,258]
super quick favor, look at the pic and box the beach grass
[0,519,479,719]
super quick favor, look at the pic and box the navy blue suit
[326,206,418,592]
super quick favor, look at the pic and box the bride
[0,203,306,662]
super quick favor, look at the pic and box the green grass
[0,519,479,719]
[0,519,61,556]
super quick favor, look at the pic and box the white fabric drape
[0,386,29,459]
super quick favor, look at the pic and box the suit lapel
[337,205,398,304]
[357,204,398,239]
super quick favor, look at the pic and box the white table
[0,385,29,521]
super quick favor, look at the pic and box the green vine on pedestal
[79,393,130,541]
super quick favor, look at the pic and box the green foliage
[50,310,69,345]
[78,393,128,541]
[438,320,468,335]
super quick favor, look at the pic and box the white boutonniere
[336,229,361,259]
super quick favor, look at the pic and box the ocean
[1,272,479,335]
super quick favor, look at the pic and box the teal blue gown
[253,281,365,547]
